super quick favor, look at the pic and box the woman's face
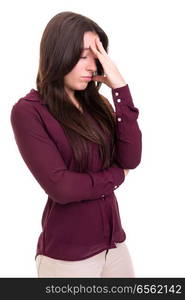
[64,31,99,96]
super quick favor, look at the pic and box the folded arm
[10,102,125,205]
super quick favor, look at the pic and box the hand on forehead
[83,32,100,57]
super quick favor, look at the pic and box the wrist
[111,81,127,89]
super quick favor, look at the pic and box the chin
[76,84,88,90]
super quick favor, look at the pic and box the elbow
[127,132,142,169]
[128,156,142,169]
[119,158,142,169]
[116,145,142,169]
[115,130,142,169]
[116,150,142,169]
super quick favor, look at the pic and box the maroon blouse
[10,84,142,261]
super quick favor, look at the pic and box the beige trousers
[35,241,135,278]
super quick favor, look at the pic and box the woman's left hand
[90,37,127,89]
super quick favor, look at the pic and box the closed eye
[80,56,87,59]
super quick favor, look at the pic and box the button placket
[98,197,110,239]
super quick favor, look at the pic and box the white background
[0,0,185,277]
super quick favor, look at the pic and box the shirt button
[101,194,105,198]
[115,92,119,96]
[117,99,121,103]
[117,117,122,122]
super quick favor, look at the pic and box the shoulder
[10,99,38,122]
[10,98,44,131]
[10,88,45,119]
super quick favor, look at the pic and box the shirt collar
[22,89,45,105]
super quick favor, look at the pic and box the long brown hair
[36,11,117,172]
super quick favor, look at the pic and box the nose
[86,57,97,74]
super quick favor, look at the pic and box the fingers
[90,41,100,58]
[124,169,130,176]
[95,37,107,55]
[90,37,105,57]
[91,75,107,84]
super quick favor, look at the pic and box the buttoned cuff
[87,164,125,200]
[112,84,135,106]
[111,84,139,124]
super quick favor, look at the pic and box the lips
[81,76,92,81]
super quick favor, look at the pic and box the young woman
[10,11,142,277]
